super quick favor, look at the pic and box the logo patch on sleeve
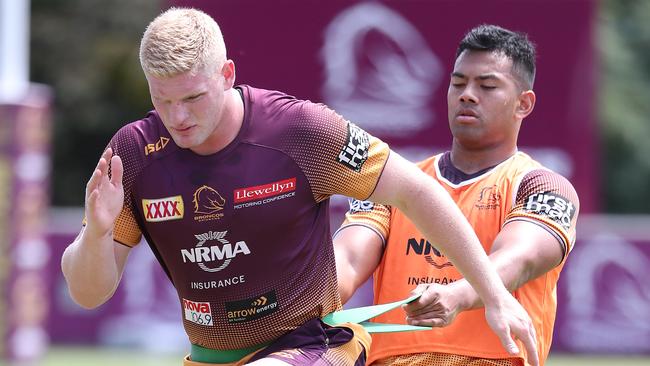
[225,290,278,324]
[348,198,374,213]
[524,192,576,231]
[337,123,370,172]
[182,298,213,326]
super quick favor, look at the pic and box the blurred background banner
[555,216,650,354]
[47,227,185,352]
[178,0,600,214]
[0,84,52,365]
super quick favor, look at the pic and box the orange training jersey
[340,151,579,365]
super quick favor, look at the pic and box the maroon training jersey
[106,85,389,350]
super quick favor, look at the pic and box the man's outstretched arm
[361,151,539,365]
[404,220,565,327]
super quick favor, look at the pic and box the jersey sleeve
[504,169,580,260]
[280,102,390,203]
[334,199,392,246]
[110,127,144,247]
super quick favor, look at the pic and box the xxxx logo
[142,196,184,222]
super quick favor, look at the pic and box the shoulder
[242,85,310,120]
[517,168,578,200]
[514,168,579,228]
[110,111,176,172]
[415,153,442,173]
[510,152,577,194]
[241,85,349,145]
[501,151,541,174]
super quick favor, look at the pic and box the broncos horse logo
[475,185,501,210]
[193,185,226,214]
[478,185,501,205]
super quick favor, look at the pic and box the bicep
[491,220,566,280]
[334,224,384,272]
[368,151,424,207]
[369,151,455,220]
[334,225,384,302]
[506,169,579,256]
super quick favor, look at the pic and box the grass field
[40,347,650,366]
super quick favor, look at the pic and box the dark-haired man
[335,24,579,366]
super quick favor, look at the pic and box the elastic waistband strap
[322,293,432,333]
[192,294,428,363]
[190,342,268,364]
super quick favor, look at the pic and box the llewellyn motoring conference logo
[233,178,296,209]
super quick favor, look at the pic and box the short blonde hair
[139,7,226,78]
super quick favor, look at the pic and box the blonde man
[62,9,538,366]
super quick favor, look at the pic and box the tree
[599,0,650,212]
[30,0,160,205]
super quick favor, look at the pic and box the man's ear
[516,90,536,119]
[222,60,236,89]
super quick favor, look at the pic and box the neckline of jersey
[434,151,520,189]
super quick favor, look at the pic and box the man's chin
[451,128,482,142]
[452,133,488,149]
[169,135,194,149]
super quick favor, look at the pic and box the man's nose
[170,102,189,124]
[459,85,478,104]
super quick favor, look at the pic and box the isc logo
[182,298,213,326]
[142,196,184,222]
[144,136,170,156]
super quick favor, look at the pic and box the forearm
[446,254,532,312]
[61,229,120,309]
[448,222,565,312]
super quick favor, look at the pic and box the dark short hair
[456,24,536,89]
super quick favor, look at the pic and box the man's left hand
[402,283,464,327]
